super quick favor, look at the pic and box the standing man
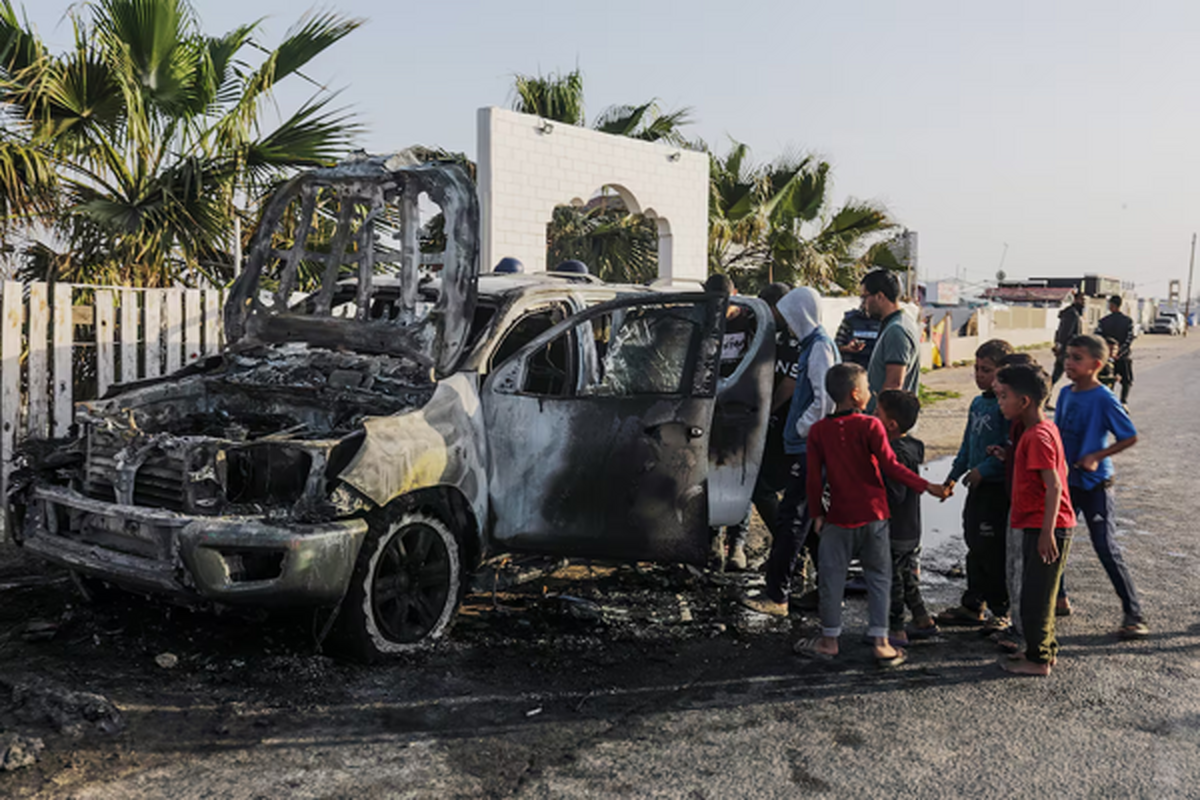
[861,268,920,413]
[704,273,755,569]
[741,287,839,616]
[1051,292,1086,387]
[835,303,881,368]
[1096,295,1135,406]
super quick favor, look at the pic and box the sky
[20,0,1200,299]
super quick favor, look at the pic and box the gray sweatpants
[1006,515,1022,636]
[818,519,892,639]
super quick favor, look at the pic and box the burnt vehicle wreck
[9,153,775,660]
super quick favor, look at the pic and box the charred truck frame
[9,154,775,660]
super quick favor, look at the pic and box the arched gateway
[476,107,708,281]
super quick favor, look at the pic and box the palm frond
[511,69,585,125]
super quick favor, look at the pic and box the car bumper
[17,484,368,606]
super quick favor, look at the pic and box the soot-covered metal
[8,153,776,659]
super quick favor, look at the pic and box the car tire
[330,509,463,662]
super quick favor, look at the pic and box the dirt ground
[916,333,1200,458]
[2,332,1200,798]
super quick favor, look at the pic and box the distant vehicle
[1148,313,1184,335]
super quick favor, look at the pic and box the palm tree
[708,141,900,294]
[0,0,362,287]
[546,201,659,284]
[511,68,586,127]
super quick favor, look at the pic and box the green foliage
[0,0,362,286]
[511,69,586,126]
[546,201,658,285]
[708,141,901,295]
[918,385,961,406]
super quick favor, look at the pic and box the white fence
[0,281,224,514]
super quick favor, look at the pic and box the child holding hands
[793,364,951,667]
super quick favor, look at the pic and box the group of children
[761,323,1146,677]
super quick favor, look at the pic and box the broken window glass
[582,303,703,396]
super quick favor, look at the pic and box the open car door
[481,293,724,565]
[708,296,775,526]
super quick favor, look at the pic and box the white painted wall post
[26,283,49,439]
[1,281,22,509]
[52,284,73,436]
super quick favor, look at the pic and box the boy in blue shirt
[939,340,1013,629]
[1055,334,1147,639]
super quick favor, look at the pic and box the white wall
[477,107,709,281]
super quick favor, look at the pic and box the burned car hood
[224,153,479,378]
[81,342,435,442]
[70,342,436,518]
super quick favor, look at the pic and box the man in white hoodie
[742,287,840,616]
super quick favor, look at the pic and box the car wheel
[331,510,462,661]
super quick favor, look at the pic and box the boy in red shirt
[793,364,951,666]
[994,364,1077,676]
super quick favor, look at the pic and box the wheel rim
[371,522,452,644]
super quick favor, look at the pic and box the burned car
[9,154,775,660]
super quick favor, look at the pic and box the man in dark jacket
[1096,294,1135,405]
[1051,292,1086,386]
[835,305,880,368]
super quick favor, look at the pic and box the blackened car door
[481,293,723,565]
[708,296,775,526]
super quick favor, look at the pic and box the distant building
[1028,274,1123,298]
[925,279,962,306]
[982,284,1075,308]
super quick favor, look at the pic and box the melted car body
[9,155,774,659]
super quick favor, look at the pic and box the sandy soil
[916,332,1200,459]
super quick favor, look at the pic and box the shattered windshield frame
[225,155,479,377]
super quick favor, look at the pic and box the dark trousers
[890,538,928,630]
[1022,529,1072,664]
[714,430,790,550]
[1059,484,1144,621]
[962,482,1010,617]
[763,454,811,603]
[1051,352,1067,386]
[1113,356,1133,404]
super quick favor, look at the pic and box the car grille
[85,431,187,512]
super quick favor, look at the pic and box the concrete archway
[476,107,707,280]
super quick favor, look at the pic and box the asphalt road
[4,346,1200,799]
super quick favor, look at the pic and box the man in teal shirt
[860,269,920,412]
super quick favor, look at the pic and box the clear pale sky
[21,0,1200,299]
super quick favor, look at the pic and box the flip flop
[793,636,835,661]
[1116,622,1149,640]
[876,647,907,668]
[936,606,985,626]
[996,636,1022,654]
[907,623,941,640]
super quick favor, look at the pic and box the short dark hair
[1109,295,1122,308]
[996,364,1050,407]
[1067,333,1107,360]
[975,339,1014,364]
[704,273,734,295]
[758,282,790,307]
[826,363,866,405]
[877,389,920,434]
[860,268,901,302]
[998,352,1038,369]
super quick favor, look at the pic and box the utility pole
[1186,233,1196,337]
